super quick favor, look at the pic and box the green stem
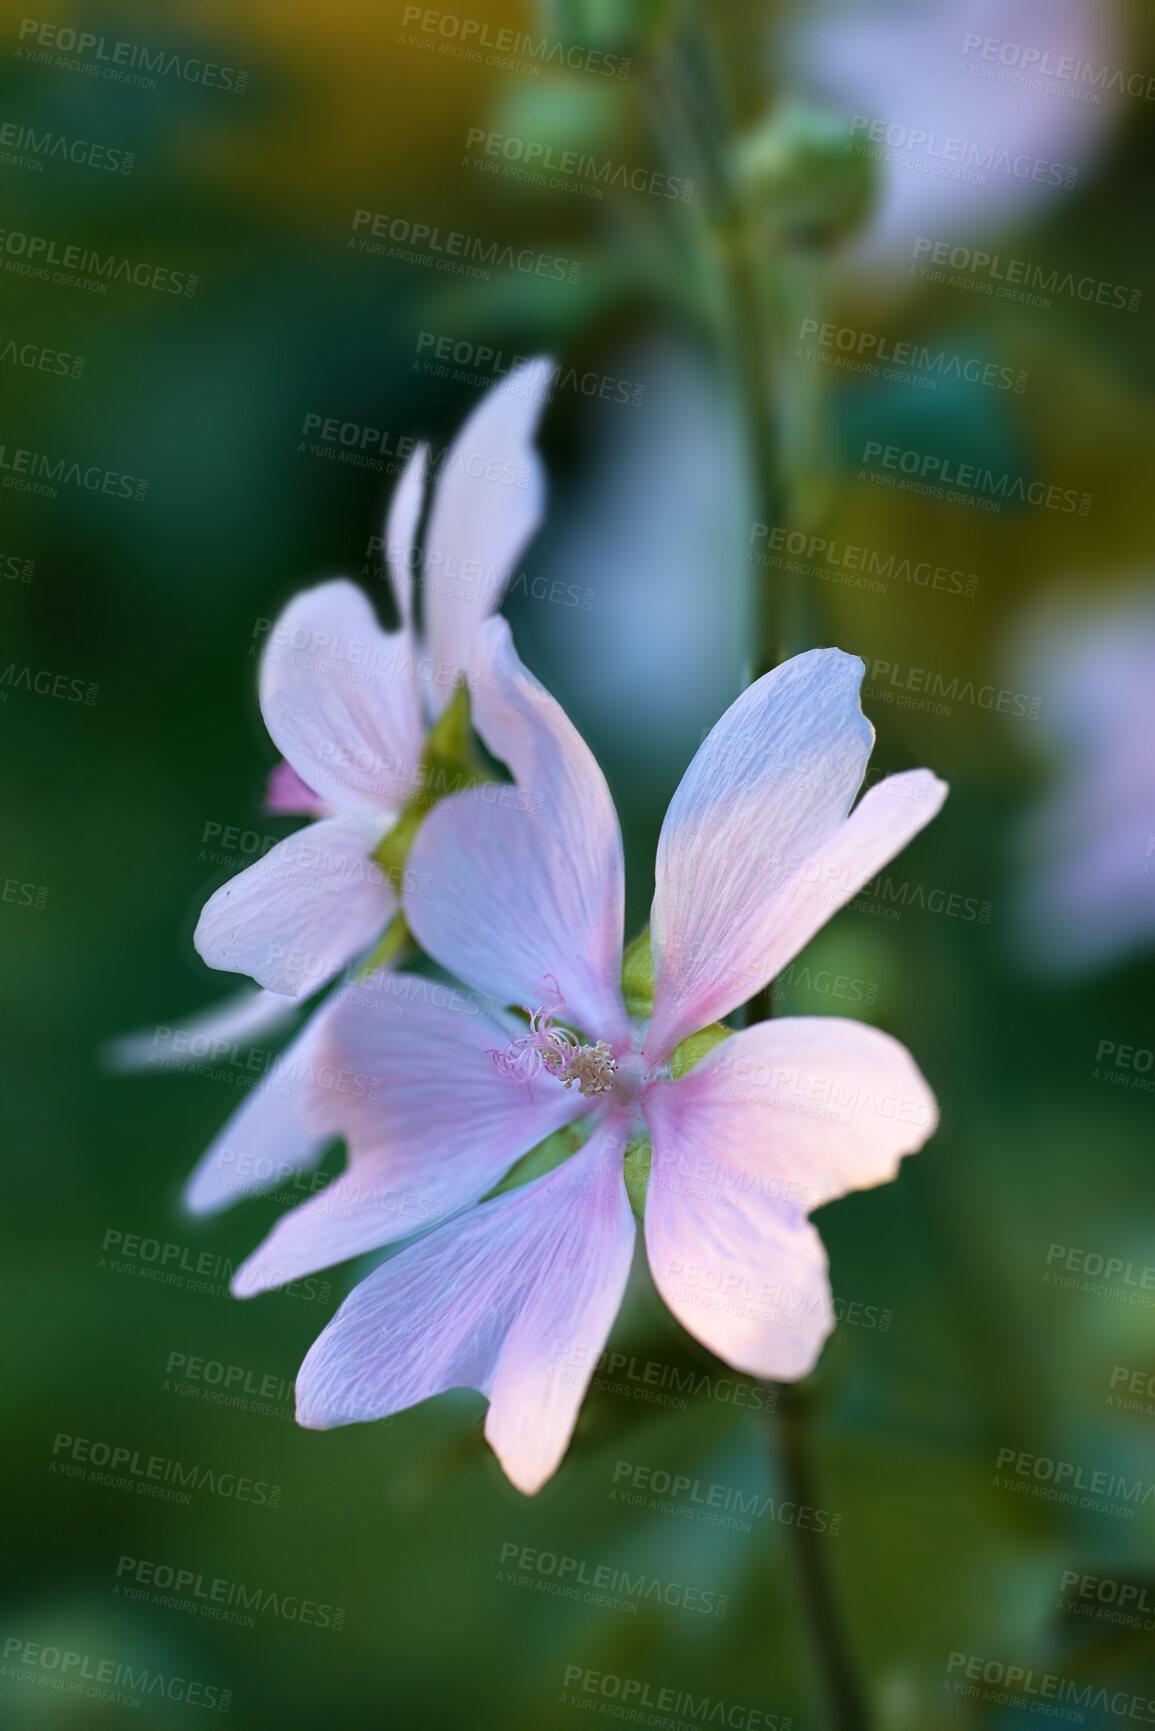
[772,1383,872,1731]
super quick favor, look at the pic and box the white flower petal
[647,649,874,1059]
[259,580,424,815]
[421,358,553,707]
[405,618,630,1046]
[296,1115,636,1494]
[194,813,395,996]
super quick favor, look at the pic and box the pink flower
[109,361,555,1220]
[194,358,553,1000]
[245,624,947,1493]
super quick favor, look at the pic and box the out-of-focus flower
[1012,588,1155,973]
[523,338,752,804]
[109,361,554,1217]
[266,627,946,1493]
[786,0,1120,266]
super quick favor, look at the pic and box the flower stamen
[490,990,616,1100]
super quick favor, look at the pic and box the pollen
[491,987,616,1099]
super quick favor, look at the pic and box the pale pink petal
[296,1114,635,1494]
[103,986,298,1073]
[259,580,424,815]
[232,983,587,1294]
[404,617,629,1046]
[647,649,874,1060]
[653,768,944,1054]
[194,813,394,996]
[645,1016,937,1216]
[642,1018,937,1380]
[421,358,553,707]
[266,760,328,817]
[383,443,428,634]
[183,1005,334,1215]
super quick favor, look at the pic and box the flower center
[491,984,617,1100]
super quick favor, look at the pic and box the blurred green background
[3,0,1154,1726]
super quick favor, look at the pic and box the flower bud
[737,100,877,251]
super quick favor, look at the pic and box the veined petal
[650,767,945,1053]
[232,983,587,1295]
[421,358,553,708]
[384,442,428,634]
[103,986,298,1074]
[296,1113,635,1494]
[646,1016,937,1216]
[647,649,874,1061]
[194,813,394,996]
[405,617,629,1046]
[259,580,424,815]
[183,1004,334,1215]
[642,1018,937,1380]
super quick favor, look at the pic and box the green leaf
[621,927,654,1017]
[670,1021,733,1079]
[482,1121,589,1201]
[623,1135,652,1221]
[372,678,496,881]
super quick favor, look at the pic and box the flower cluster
[117,367,947,1493]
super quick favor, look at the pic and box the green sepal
[372,678,494,881]
[482,1120,588,1202]
[623,1135,652,1222]
[354,911,412,982]
[670,1021,733,1081]
[621,928,654,1018]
